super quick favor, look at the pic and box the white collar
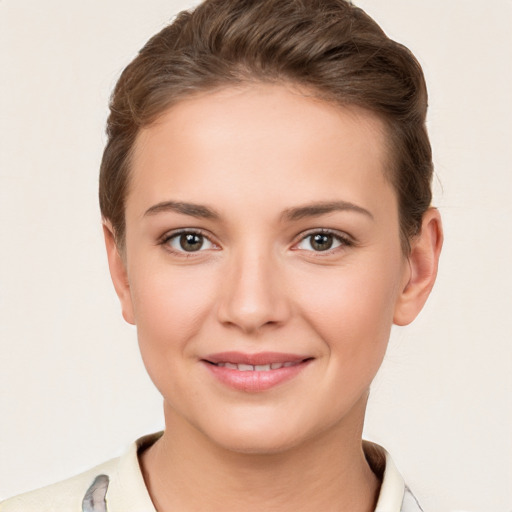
[363,441,423,512]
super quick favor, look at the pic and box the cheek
[294,258,402,370]
[127,261,223,406]
[128,260,218,358]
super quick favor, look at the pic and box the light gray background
[1,1,511,511]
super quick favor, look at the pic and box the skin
[104,84,442,512]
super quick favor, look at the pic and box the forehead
[127,84,394,219]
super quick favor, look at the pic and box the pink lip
[202,351,313,392]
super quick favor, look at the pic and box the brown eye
[310,233,333,251]
[296,231,348,252]
[166,232,214,253]
[180,233,204,251]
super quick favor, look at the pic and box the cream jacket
[1,433,423,512]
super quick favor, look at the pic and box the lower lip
[203,360,311,392]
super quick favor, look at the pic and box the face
[112,84,413,454]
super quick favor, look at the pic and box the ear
[393,208,443,326]
[102,222,135,325]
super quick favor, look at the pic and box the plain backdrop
[1,1,511,511]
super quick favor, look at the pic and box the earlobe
[102,222,136,325]
[393,208,443,326]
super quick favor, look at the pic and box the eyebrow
[144,201,220,219]
[143,199,373,222]
[281,201,374,221]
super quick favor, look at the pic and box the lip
[202,351,313,392]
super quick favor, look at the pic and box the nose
[216,246,291,334]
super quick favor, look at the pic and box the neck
[140,400,379,512]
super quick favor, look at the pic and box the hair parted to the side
[99,0,433,253]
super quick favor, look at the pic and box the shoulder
[0,457,118,512]
[0,432,161,512]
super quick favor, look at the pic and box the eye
[164,231,216,253]
[295,231,350,252]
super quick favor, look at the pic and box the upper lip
[203,351,312,365]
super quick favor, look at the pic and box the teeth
[215,361,300,371]
[255,364,271,371]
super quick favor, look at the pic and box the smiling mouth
[202,352,313,391]
[207,361,303,371]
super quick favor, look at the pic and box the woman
[1,0,442,511]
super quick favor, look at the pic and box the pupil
[312,233,332,251]
[180,233,203,251]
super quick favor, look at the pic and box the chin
[193,408,333,456]
[209,427,305,455]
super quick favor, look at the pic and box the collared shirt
[0,433,423,512]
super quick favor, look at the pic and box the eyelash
[159,228,354,257]
[159,229,217,257]
[293,229,354,255]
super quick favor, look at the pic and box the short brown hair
[99,0,432,252]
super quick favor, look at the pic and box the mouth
[201,352,313,392]
[208,361,302,371]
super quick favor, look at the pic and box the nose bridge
[217,241,289,333]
